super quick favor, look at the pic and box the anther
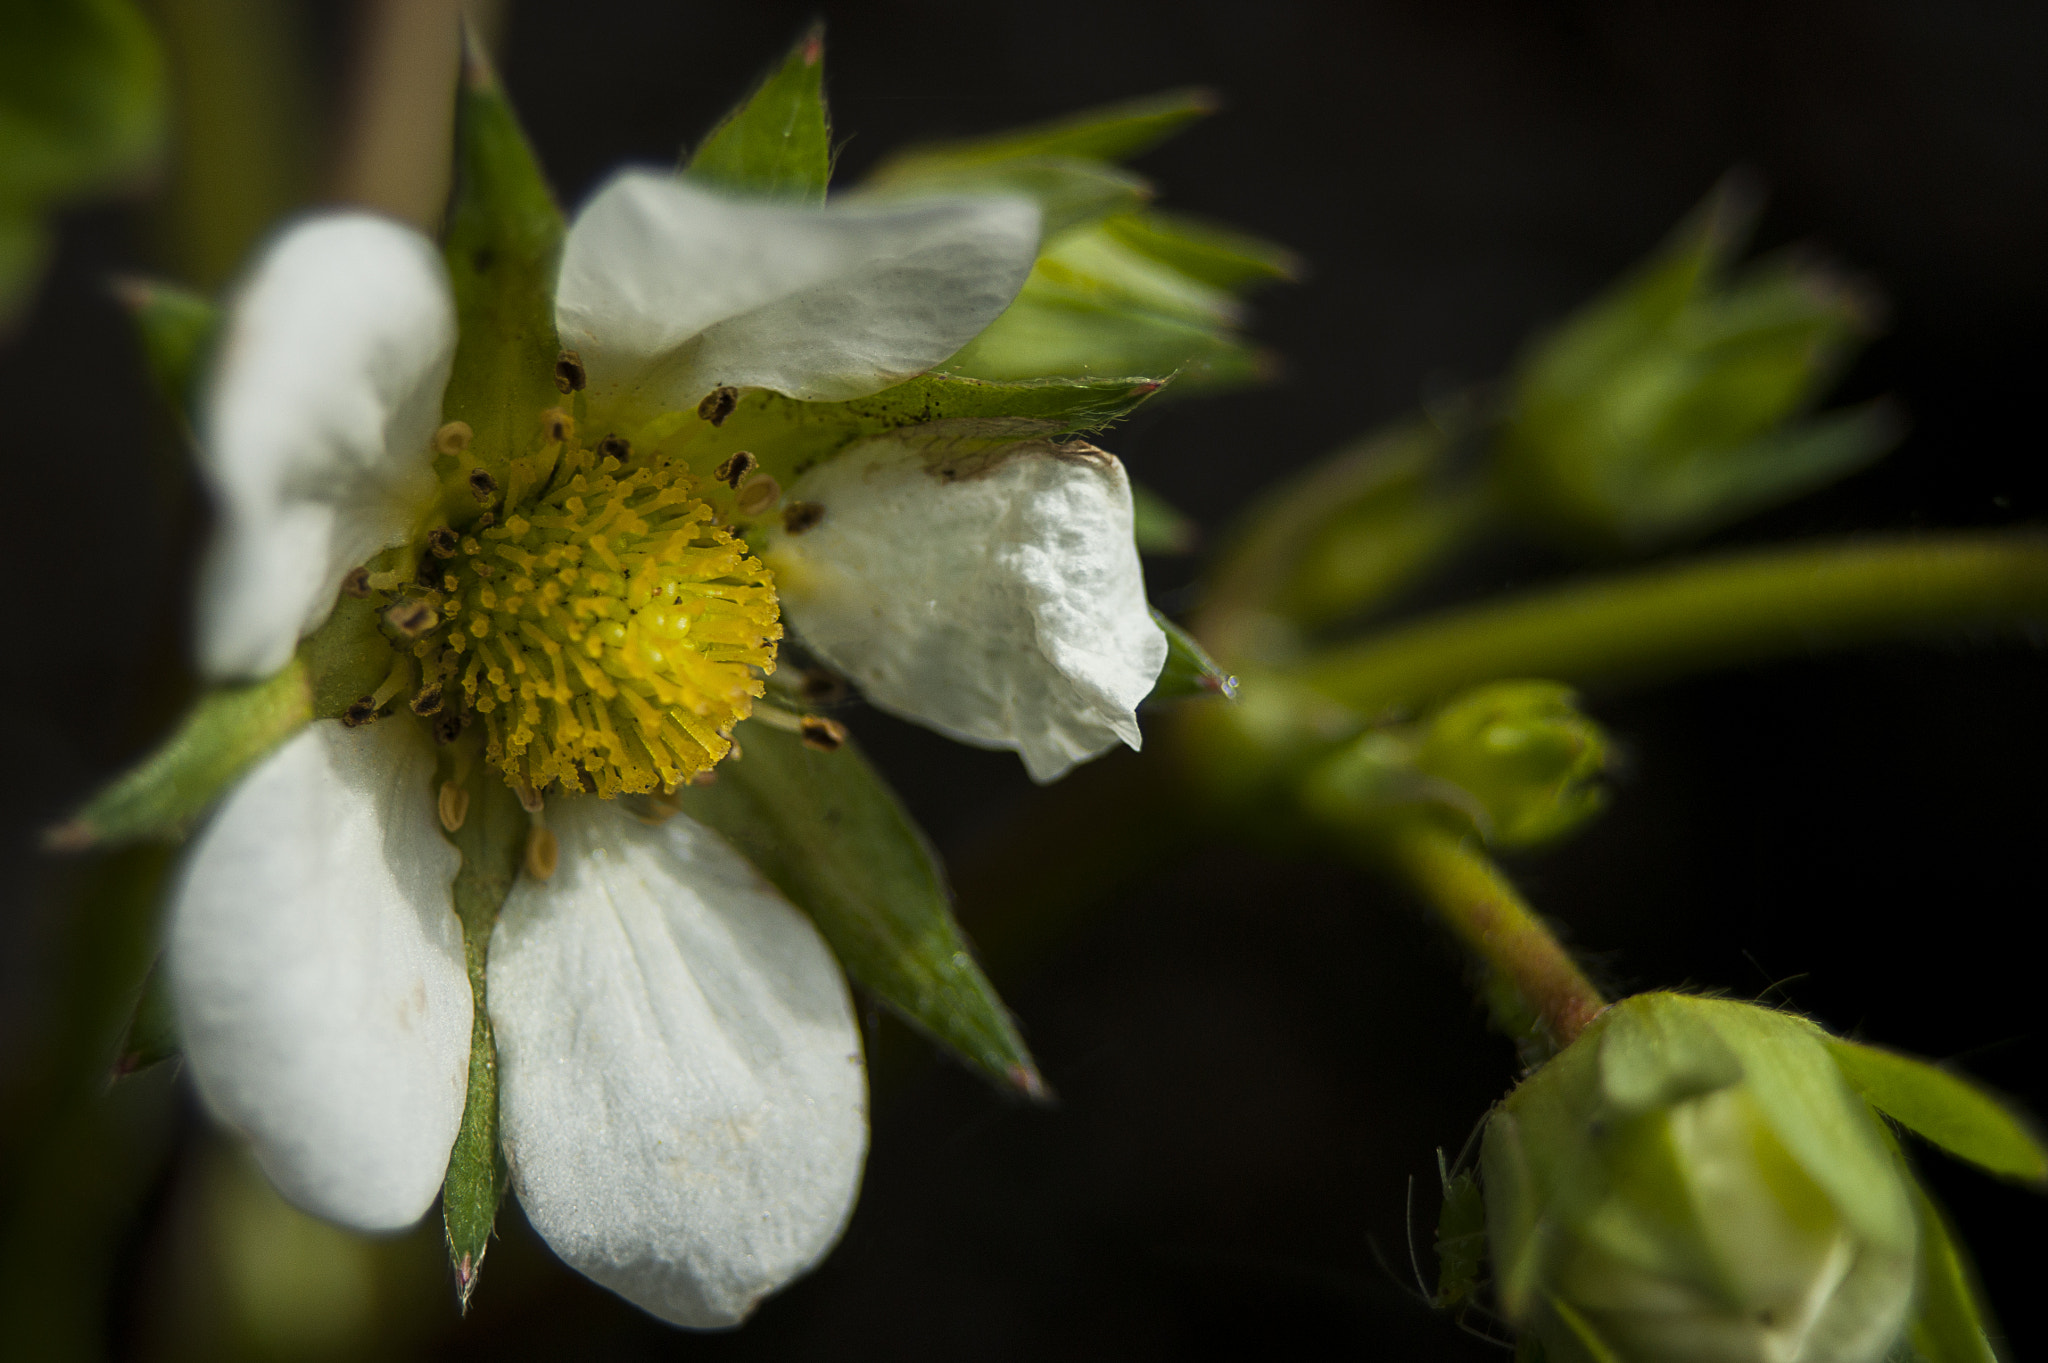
[553,350,586,394]
[427,527,459,559]
[541,407,574,443]
[438,780,470,832]
[714,451,758,488]
[468,468,499,502]
[799,714,848,752]
[782,500,825,534]
[435,421,473,455]
[433,711,467,745]
[597,433,631,461]
[524,824,559,880]
[411,681,445,717]
[514,781,545,815]
[800,668,847,706]
[697,385,739,426]
[386,599,440,638]
[341,566,372,597]
[736,474,782,516]
[343,697,380,727]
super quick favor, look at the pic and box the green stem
[1375,819,1604,1058]
[1300,531,2048,713]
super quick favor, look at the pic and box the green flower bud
[1494,179,1895,552]
[1481,993,2034,1363]
[1301,681,1608,850]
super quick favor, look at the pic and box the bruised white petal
[197,213,455,680]
[168,719,469,1231]
[767,435,1168,782]
[489,801,865,1329]
[555,171,1037,410]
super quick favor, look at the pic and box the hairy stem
[1375,819,1604,1058]
[1300,531,2048,713]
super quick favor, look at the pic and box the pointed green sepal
[437,34,565,512]
[46,659,311,850]
[1905,1180,2004,1363]
[864,156,1150,240]
[1431,1151,1487,1310]
[940,276,1267,392]
[439,765,525,1310]
[1825,1037,2048,1185]
[649,372,1166,488]
[868,87,1218,181]
[110,275,217,427]
[112,956,178,1078]
[1103,209,1302,291]
[676,723,1045,1099]
[685,22,830,202]
[1146,609,1237,702]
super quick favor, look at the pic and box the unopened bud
[1495,178,1892,552]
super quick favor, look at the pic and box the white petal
[168,719,470,1231]
[197,213,456,680]
[555,171,1038,410]
[767,435,1169,782]
[489,801,866,1328]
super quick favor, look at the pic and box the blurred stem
[1372,819,1603,1059]
[149,0,315,285]
[330,0,463,229]
[1299,531,2048,714]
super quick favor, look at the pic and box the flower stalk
[1370,818,1603,1060]
[1299,530,2048,714]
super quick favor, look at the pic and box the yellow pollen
[410,442,780,798]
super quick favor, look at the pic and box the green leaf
[684,22,830,202]
[867,87,1218,181]
[112,956,177,1077]
[1147,609,1237,702]
[862,156,1150,240]
[439,768,525,1310]
[0,0,165,322]
[1104,209,1301,292]
[110,275,218,426]
[643,371,1166,488]
[1905,1180,2004,1363]
[437,36,565,516]
[1826,1038,2048,1185]
[675,723,1045,1098]
[1130,479,1198,554]
[47,659,312,849]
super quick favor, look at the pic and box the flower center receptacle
[404,434,781,798]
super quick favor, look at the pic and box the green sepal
[940,271,1266,393]
[1130,479,1198,555]
[1146,609,1237,702]
[437,35,564,520]
[47,659,311,850]
[110,276,218,428]
[863,156,1150,240]
[867,87,1217,180]
[1432,1150,1487,1310]
[0,0,166,322]
[112,956,178,1078]
[684,22,830,202]
[439,763,525,1310]
[1825,1037,2048,1185]
[1103,209,1301,292]
[1903,1178,2004,1363]
[676,723,1045,1098]
[646,372,1166,488]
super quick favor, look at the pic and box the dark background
[4,0,2044,1358]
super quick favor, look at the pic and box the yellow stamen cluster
[409,443,780,797]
